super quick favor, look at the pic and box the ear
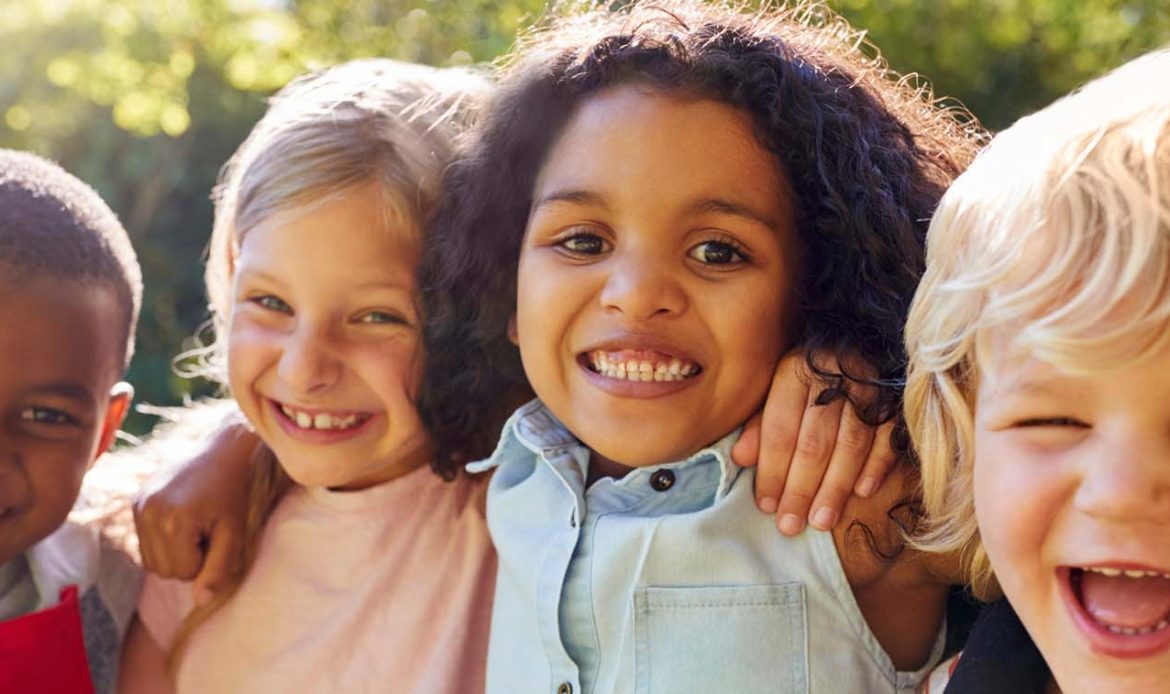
[92,381,134,465]
[507,314,519,346]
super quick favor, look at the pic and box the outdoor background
[1,0,1168,436]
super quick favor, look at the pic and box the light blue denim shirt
[469,400,942,694]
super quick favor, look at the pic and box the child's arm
[117,615,175,694]
[133,410,257,604]
[731,349,895,535]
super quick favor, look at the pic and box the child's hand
[731,349,895,536]
[133,409,257,605]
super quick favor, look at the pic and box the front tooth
[615,363,626,378]
[296,411,312,428]
[1124,569,1147,578]
[314,413,331,429]
[639,360,653,374]
[1096,567,1122,577]
[669,359,681,375]
[639,370,653,382]
[626,369,640,382]
[654,371,665,382]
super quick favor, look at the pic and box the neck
[586,451,634,486]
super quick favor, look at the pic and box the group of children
[0,1,1167,692]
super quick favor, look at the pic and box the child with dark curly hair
[420,1,984,692]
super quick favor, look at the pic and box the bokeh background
[1,0,1167,436]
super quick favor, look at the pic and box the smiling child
[0,149,140,694]
[907,48,1170,693]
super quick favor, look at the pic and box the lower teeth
[1103,619,1170,636]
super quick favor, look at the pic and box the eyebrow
[30,383,96,408]
[532,189,780,232]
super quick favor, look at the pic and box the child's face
[0,270,131,564]
[975,335,1170,689]
[516,86,801,468]
[227,182,432,490]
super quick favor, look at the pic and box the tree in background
[1,0,1166,434]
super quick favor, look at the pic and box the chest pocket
[633,583,808,694]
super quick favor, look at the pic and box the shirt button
[557,683,573,694]
[650,468,675,492]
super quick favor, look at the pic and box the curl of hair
[906,48,1170,600]
[420,0,985,472]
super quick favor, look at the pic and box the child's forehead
[0,269,126,392]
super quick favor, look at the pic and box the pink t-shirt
[137,464,495,693]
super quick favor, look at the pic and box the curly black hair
[419,0,986,477]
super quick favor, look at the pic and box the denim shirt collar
[468,399,743,499]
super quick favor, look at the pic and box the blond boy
[906,49,1170,693]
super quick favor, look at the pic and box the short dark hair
[419,0,987,476]
[0,149,142,369]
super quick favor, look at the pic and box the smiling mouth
[1069,566,1170,636]
[273,401,373,432]
[581,349,702,382]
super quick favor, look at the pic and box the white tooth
[282,405,294,418]
[656,364,668,375]
[1125,569,1146,578]
[639,370,653,382]
[669,359,681,375]
[626,369,639,382]
[314,413,330,429]
[296,411,312,428]
[639,360,653,373]
[654,371,665,382]
[1123,627,1137,635]
[598,353,609,371]
[615,363,626,378]
[681,363,693,376]
[346,416,357,427]
[1098,567,1122,577]
[330,416,344,429]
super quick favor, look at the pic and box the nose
[276,321,342,395]
[598,249,688,322]
[1074,437,1170,522]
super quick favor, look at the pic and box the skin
[0,269,131,566]
[976,337,1170,693]
[516,85,801,472]
[227,181,432,491]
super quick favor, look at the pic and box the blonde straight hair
[169,58,489,669]
[905,48,1170,600]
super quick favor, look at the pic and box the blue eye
[251,295,292,314]
[358,310,408,326]
[688,239,747,265]
[558,233,611,255]
[19,407,79,426]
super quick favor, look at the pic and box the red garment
[0,584,95,694]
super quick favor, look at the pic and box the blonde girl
[118,59,496,693]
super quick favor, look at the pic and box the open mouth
[1069,566,1170,636]
[273,401,373,432]
[581,349,702,382]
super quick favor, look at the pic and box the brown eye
[688,240,746,265]
[559,233,610,255]
[19,407,79,426]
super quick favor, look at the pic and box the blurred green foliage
[1,0,1167,435]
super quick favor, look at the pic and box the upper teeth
[587,352,697,382]
[1084,566,1170,579]
[280,405,361,430]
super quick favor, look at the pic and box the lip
[267,399,378,445]
[1059,565,1170,659]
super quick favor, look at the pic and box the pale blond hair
[170,59,488,669]
[905,48,1170,600]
